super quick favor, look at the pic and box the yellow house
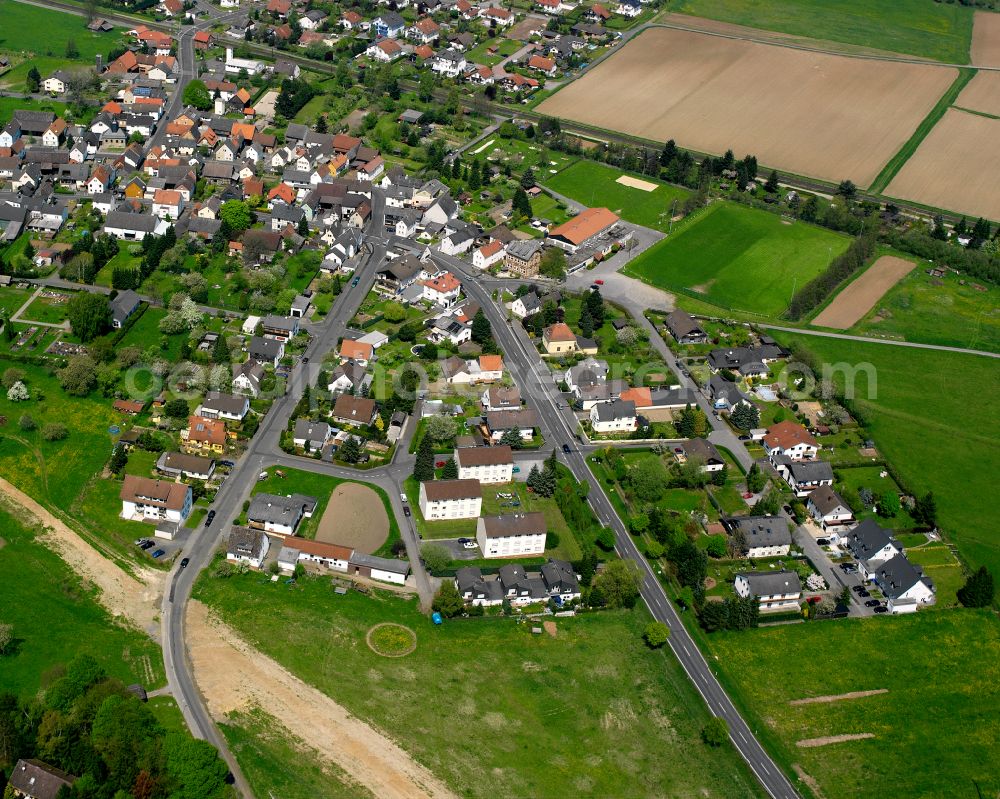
[542,322,578,355]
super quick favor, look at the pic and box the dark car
[858,589,870,598]
[302,356,309,364]
[738,434,751,441]
[219,460,236,468]
[205,510,216,527]
[562,443,571,454]
[351,276,360,287]
[180,557,190,569]
[816,538,830,546]
[873,606,889,614]
[852,585,865,593]
[403,506,411,517]
[139,540,155,550]
[865,599,880,607]
[458,537,470,544]
[151,549,165,559]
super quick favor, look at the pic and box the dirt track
[186,601,457,799]
[886,108,1000,221]
[796,733,875,748]
[316,482,389,554]
[0,477,161,631]
[789,688,889,706]
[811,257,915,329]
[538,27,956,186]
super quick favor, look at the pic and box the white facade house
[590,399,637,434]
[120,476,192,524]
[734,570,801,612]
[473,240,506,269]
[226,526,271,569]
[806,485,855,533]
[476,513,547,558]
[418,479,482,520]
[246,492,317,536]
[455,445,514,484]
[764,421,819,463]
[723,516,792,559]
[873,555,936,614]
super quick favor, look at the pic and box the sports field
[706,611,1000,799]
[670,0,974,62]
[315,482,388,554]
[778,333,1000,581]
[849,268,1000,352]
[538,27,957,186]
[624,202,849,316]
[545,160,690,232]
[885,108,1000,221]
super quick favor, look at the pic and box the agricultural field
[220,708,374,799]
[847,268,1000,352]
[624,202,849,317]
[0,502,164,698]
[669,0,974,62]
[776,334,1000,581]
[194,575,768,799]
[0,0,126,90]
[810,255,916,330]
[971,9,1000,66]
[538,27,957,186]
[955,70,1000,116]
[886,107,1000,221]
[705,612,1000,799]
[545,160,690,232]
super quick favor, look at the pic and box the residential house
[185,415,227,454]
[547,207,623,252]
[198,391,250,422]
[806,485,855,534]
[155,451,216,481]
[664,310,707,344]
[590,399,637,434]
[373,11,406,37]
[482,384,521,412]
[708,375,752,412]
[247,492,318,536]
[152,188,184,219]
[327,361,371,394]
[8,760,77,799]
[109,290,141,329]
[332,394,376,427]
[455,445,513,483]
[261,315,299,341]
[734,570,801,611]
[120,475,192,524]
[477,512,546,558]
[723,516,792,558]
[764,421,818,464]
[293,419,331,450]
[418,479,483,520]
[348,552,410,584]
[845,519,902,580]
[504,239,543,277]
[542,322,577,354]
[421,271,462,306]
[485,409,539,442]
[226,526,271,569]
[527,54,557,76]
[367,38,403,62]
[510,291,542,319]
[707,343,787,377]
[249,336,284,366]
[339,339,374,366]
[455,566,505,606]
[473,239,506,269]
[232,360,264,397]
[872,554,936,613]
[432,49,468,78]
[280,539,353,572]
[678,438,725,472]
[780,459,834,497]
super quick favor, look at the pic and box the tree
[629,456,668,502]
[539,247,566,280]
[957,566,995,608]
[596,528,615,551]
[746,462,767,493]
[729,402,759,431]
[499,428,522,450]
[836,179,857,202]
[471,309,492,345]
[877,490,900,518]
[585,288,605,328]
[108,444,128,476]
[711,463,728,487]
[164,398,189,420]
[520,168,536,189]
[441,457,458,479]
[315,113,328,133]
[5,382,28,402]
[702,717,729,747]
[913,491,937,528]
[42,423,68,441]
[421,543,451,574]
[579,304,594,338]
[764,169,779,193]
[66,292,112,342]
[59,355,98,396]
[591,559,642,608]
[163,734,229,799]
[182,79,212,110]
[432,580,465,617]
[339,435,362,463]
[219,200,252,233]
[526,464,542,493]
[65,39,79,58]
[1,368,24,390]
[511,187,532,220]
[534,450,558,498]
[643,621,670,649]
[425,414,457,443]
[26,66,41,94]
[383,302,406,323]
[413,435,435,482]
[0,623,12,655]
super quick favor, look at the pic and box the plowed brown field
[971,10,1000,67]
[538,28,956,186]
[812,257,915,329]
[886,108,1000,220]
[955,71,1000,116]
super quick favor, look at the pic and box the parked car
[205,510,216,527]
[873,606,889,614]
[258,472,268,481]
[858,589,870,597]
[219,460,236,468]
[463,540,478,549]
[594,279,604,285]
[865,599,880,607]
[816,538,830,546]
[435,460,446,468]
[180,557,190,569]
[852,585,865,593]
[151,549,165,559]
[403,506,411,517]
[738,434,751,441]
[301,356,309,364]
[458,537,470,544]
[400,492,407,502]
[139,540,155,551]
[134,538,147,546]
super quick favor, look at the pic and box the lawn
[705,611,1000,798]
[0,286,33,316]
[0,0,128,89]
[849,267,1000,353]
[0,502,165,698]
[220,708,374,799]
[117,307,185,361]
[464,36,522,66]
[670,0,974,63]
[20,291,74,325]
[545,159,691,232]
[906,542,966,607]
[0,96,76,127]
[194,574,768,799]
[776,334,1000,582]
[624,202,849,317]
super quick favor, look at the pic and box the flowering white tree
[6,381,29,402]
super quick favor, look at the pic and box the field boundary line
[760,323,1000,358]
[868,67,977,193]
[789,689,888,706]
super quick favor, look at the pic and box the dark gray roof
[708,345,786,374]
[481,512,546,538]
[540,559,578,593]
[376,10,405,26]
[157,451,215,476]
[807,485,851,516]
[486,408,540,431]
[845,519,899,562]
[350,552,410,574]
[593,399,636,422]
[665,309,705,341]
[201,391,248,416]
[227,525,267,559]
[249,335,283,360]
[786,460,834,484]
[247,493,317,527]
[682,438,723,464]
[294,418,331,444]
[873,554,934,600]
[106,211,157,233]
[9,759,76,799]
[110,289,141,324]
[724,515,792,551]
[737,569,801,597]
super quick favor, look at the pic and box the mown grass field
[0,96,75,127]
[670,0,974,62]
[625,202,849,317]
[777,334,1000,582]
[0,502,164,697]
[0,0,126,89]
[194,575,767,799]
[545,160,690,232]
[849,268,1000,352]
[705,611,1000,799]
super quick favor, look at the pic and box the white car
[400,492,407,503]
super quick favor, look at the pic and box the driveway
[793,524,873,616]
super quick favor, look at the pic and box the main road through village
[14,4,804,795]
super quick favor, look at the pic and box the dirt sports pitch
[886,108,1000,221]
[315,483,389,554]
[537,27,956,186]
[811,256,916,329]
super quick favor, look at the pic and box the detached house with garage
[590,399,637,434]
[455,445,513,483]
[734,569,801,612]
[806,485,855,535]
[247,492,318,536]
[780,459,834,497]
[418,479,482,520]
[120,475,192,524]
[872,555,936,613]
[764,421,818,464]
[845,519,902,580]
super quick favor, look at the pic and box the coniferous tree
[413,435,435,481]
